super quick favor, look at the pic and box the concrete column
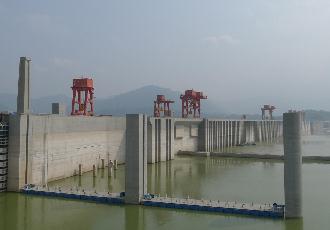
[17,57,31,114]
[284,112,302,219]
[147,118,155,163]
[216,121,219,151]
[169,118,175,160]
[125,114,147,204]
[160,119,166,161]
[204,119,209,152]
[101,159,105,169]
[221,121,224,151]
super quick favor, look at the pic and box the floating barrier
[21,186,124,205]
[21,186,284,219]
[142,197,284,218]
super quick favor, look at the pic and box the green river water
[1,136,330,230]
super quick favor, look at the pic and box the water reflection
[285,218,303,230]
[125,206,145,230]
[48,156,274,201]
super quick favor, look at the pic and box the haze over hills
[0,85,224,117]
[1,85,330,121]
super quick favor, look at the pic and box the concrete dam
[6,114,288,191]
[0,57,312,219]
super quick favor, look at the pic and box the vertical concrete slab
[222,121,225,149]
[283,112,302,218]
[125,114,147,204]
[168,119,174,160]
[7,114,27,191]
[159,119,167,161]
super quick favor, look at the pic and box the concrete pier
[283,112,302,218]
[125,114,147,204]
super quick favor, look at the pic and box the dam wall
[7,112,312,190]
[7,114,126,191]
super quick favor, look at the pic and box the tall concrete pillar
[17,57,31,114]
[283,112,302,219]
[125,114,147,204]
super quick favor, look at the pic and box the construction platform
[21,186,284,219]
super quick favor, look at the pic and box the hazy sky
[0,0,330,113]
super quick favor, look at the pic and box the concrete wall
[173,118,202,155]
[7,112,311,190]
[8,114,126,191]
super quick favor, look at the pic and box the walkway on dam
[21,186,284,219]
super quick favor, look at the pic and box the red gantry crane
[261,105,276,120]
[154,95,174,117]
[71,78,94,116]
[180,89,207,118]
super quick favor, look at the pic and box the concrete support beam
[17,57,31,114]
[283,112,302,219]
[125,114,147,204]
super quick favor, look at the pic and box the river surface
[1,135,329,230]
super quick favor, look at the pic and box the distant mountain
[0,93,71,114]
[0,85,223,117]
[3,86,329,120]
[0,93,17,112]
[95,85,224,117]
[304,110,330,121]
[31,95,71,114]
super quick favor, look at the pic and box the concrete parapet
[283,112,302,219]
